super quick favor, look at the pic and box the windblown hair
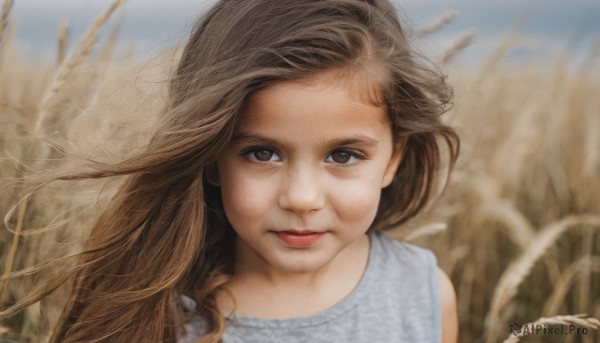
[1,0,458,342]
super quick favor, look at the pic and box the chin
[269,252,333,274]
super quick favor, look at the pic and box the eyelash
[241,146,282,164]
[240,146,366,166]
[325,149,366,167]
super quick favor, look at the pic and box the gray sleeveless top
[178,232,441,342]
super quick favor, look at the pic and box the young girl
[2,0,459,342]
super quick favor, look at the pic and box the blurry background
[11,0,600,67]
[1,0,599,342]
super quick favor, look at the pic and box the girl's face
[217,73,402,276]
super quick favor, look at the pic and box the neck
[217,233,370,318]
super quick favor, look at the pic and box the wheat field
[0,1,599,342]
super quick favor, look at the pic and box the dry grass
[56,22,69,67]
[437,29,475,64]
[484,215,600,342]
[416,10,459,37]
[0,5,599,343]
[0,0,14,47]
[33,0,126,135]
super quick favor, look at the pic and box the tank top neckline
[221,232,378,329]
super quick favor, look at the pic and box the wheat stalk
[437,29,475,64]
[56,22,69,66]
[484,214,600,343]
[405,222,447,241]
[577,227,595,314]
[476,200,535,249]
[502,314,600,343]
[97,17,123,63]
[0,0,14,48]
[416,10,458,37]
[542,256,600,316]
[0,0,126,312]
[33,0,127,135]
[0,196,27,307]
[476,16,527,85]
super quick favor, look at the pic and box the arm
[437,267,458,343]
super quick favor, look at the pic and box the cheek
[219,169,275,224]
[328,177,382,225]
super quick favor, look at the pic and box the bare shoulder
[437,267,458,343]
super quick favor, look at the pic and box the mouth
[271,230,327,247]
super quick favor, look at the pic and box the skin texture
[215,73,458,340]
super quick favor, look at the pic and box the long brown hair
[1,0,459,341]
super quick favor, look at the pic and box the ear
[381,139,406,188]
[205,164,220,187]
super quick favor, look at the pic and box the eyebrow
[231,132,379,150]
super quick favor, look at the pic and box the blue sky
[8,0,600,68]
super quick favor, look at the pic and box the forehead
[245,69,389,120]
[239,72,391,136]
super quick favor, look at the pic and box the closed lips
[278,230,323,234]
[273,231,327,247]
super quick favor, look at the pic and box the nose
[278,164,325,214]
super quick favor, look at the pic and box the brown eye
[244,147,280,163]
[330,151,351,164]
[252,149,275,161]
